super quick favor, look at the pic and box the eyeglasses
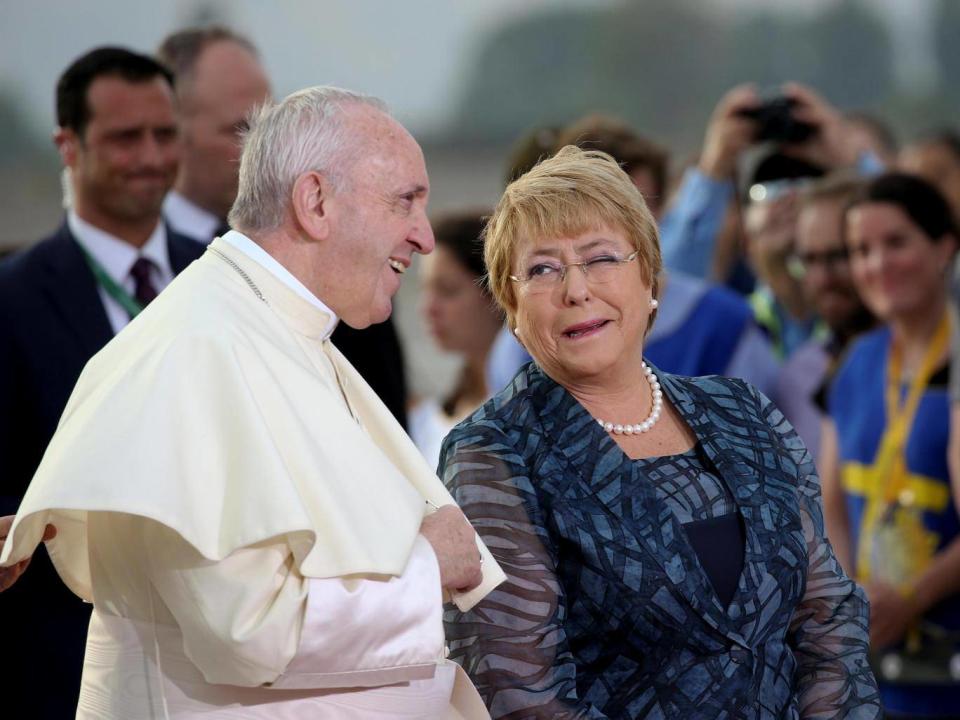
[509,250,640,293]
[788,247,850,279]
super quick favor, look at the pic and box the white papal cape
[1,235,505,718]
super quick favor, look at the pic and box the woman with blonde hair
[441,146,880,718]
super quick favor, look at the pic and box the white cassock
[0,232,505,719]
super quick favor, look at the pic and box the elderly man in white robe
[0,87,505,718]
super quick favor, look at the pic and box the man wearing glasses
[775,172,876,461]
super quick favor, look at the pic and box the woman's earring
[513,327,520,336]
[650,298,659,310]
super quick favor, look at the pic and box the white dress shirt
[68,210,173,334]
[163,190,222,245]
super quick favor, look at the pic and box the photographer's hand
[699,84,760,180]
[781,82,858,169]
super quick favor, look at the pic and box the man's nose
[411,215,436,255]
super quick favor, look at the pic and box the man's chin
[115,195,168,221]
[343,302,393,330]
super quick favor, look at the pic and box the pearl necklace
[595,362,663,435]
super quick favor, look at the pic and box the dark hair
[847,172,958,242]
[748,152,824,186]
[156,26,258,87]
[431,210,490,284]
[56,47,174,136]
[739,151,825,204]
[555,115,669,200]
[504,125,561,185]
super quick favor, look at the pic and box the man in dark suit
[158,26,410,427]
[0,47,204,718]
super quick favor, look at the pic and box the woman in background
[409,211,504,470]
[821,173,960,717]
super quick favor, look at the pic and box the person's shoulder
[0,225,71,286]
[666,369,753,398]
[97,256,264,364]
[833,326,888,385]
[844,325,888,359]
[166,227,206,264]
[665,370,773,421]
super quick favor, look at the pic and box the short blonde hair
[484,145,662,326]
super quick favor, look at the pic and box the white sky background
[0,0,610,139]
[0,0,937,143]
[0,0,941,398]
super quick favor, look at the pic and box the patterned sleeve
[750,386,882,718]
[440,421,610,720]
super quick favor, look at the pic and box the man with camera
[660,82,884,358]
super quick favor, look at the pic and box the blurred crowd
[2,23,960,719]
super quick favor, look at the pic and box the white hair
[228,85,388,232]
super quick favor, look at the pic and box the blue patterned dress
[441,364,880,719]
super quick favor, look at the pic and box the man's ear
[53,127,79,167]
[291,171,335,241]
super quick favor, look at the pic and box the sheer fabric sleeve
[440,422,609,719]
[750,387,882,718]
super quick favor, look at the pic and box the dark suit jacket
[441,365,881,719]
[332,321,408,430]
[0,220,204,719]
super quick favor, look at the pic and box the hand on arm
[420,504,482,594]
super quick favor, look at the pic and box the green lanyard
[78,244,145,319]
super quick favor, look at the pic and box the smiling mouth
[563,319,609,339]
[388,259,406,274]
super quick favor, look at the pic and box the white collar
[163,191,221,245]
[68,210,170,282]
[222,230,339,340]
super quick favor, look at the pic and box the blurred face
[795,197,864,330]
[61,75,179,227]
[899,142,960,219]
[511,224,652,387]
[742,191,799,281]
[326,108,435,328]
[845,202,955,322]
[178,41,271,218]
[421,245,501,356]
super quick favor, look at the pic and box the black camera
[737,96,817,144]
